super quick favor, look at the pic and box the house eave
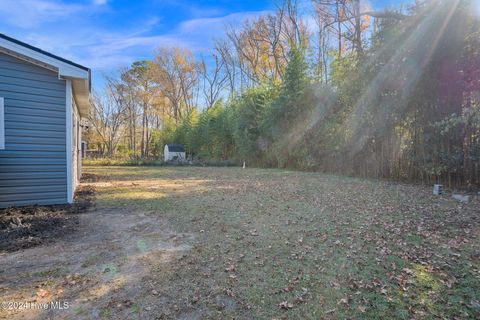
[70,77,90,118]
[0,34,91,118]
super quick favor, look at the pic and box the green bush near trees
[153,1,480,188]
[86,1,480,188]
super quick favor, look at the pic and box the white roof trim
[0,35,91,118]
[0,37,89,79]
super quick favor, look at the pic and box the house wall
[0,52,67,208]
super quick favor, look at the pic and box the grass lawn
[86,165,480,319]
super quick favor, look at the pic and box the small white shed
[164,144,186,162]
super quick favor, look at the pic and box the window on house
[0,97,4,150]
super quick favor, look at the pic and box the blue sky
[0,0,411,90]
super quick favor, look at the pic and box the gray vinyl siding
[0,52,67,208]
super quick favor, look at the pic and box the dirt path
[0,183,194,319]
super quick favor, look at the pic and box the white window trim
[0,97,4,150]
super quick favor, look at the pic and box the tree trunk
[337,1,342,56]
[353,0,363,55]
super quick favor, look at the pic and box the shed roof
[166,144,185,152]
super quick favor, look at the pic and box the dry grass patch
[83,165,480,319]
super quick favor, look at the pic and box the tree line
[86,0,480,188]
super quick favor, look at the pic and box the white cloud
[175,11,272,52]
[81,10,271,70]
[84,35,192,68]
[0,0,271,89]
[178,11,270,33]
[0,0,83,28]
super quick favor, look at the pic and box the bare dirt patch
[0,182,193,320]
[0,185,95,253]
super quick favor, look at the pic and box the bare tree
[198,55,229,109]
[214,39,238,97]
[314,0,405,56]
[313,7,330,82]
[122,61,156,157]
[314,0,349,56]
[116,69,141,157]
[151,47,198,123]
[89,82,127,157]
[222,1,309,90]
